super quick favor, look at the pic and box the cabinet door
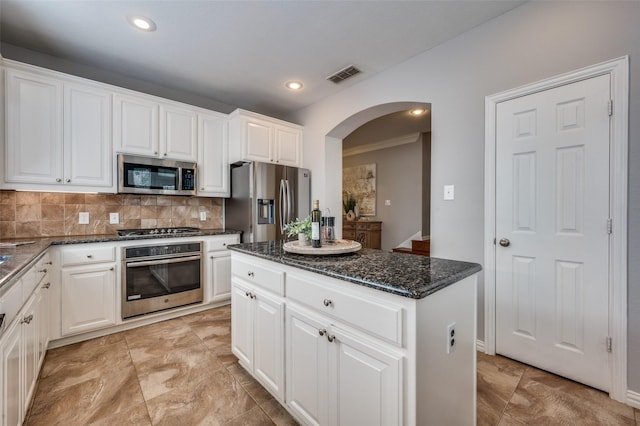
[253,289,285,401]
[274,126,302,167]
[5,68,63,184]
[329,327,402,426]
[1,321,22,426]
[208,252,231,303]
[231,281,254,370]
[285,304,329,426]
[64,83,113,187]
[38,280,52,366]
[21,293,39,412]
[113,94,159,156]
[243,119,272,163]
[61,264,116,336]
[198,114,229,196]
[160,104,198,161]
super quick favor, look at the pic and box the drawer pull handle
[323,299,333,307]
[38,268,47,273]
[319,329,326,337]
[20,314,34,325]
[87,255,93,258]
[247,271,254,277]
[327,334,336,343]
[245,291,256,299]
[45,261,53,265]
[43,282,51,289]
[110,267,115,271]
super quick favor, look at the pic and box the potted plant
[283,216,312,245]
[343,196,357,221]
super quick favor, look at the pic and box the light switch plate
[79,212,90,224]
[109,212,119,224]
[444,185,455,201]
[385,200,391,206]
[199,211,207,221]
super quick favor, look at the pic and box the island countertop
[227,241,482,299]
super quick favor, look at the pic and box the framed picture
[343,163,376,216]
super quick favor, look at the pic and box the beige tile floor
[26,305,640,425]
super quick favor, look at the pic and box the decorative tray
[283,239,362,255]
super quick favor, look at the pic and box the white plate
[283,239,362,255]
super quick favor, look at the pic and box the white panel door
[495,74,611,391]
[113,94,159,156]
[253,288,285,401]
[64,83,112,187]
[5,68,63,184]
[274,126,301,167]
[198,114,229,196]
[243,120,272,162]
[61,264,116,336]
[160,104,198,161]
[231,281,254,371]
[1,321,22,426]
[207,252,231,302]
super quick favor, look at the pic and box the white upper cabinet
[114,94,198,162]
[64,83,112,187]
[161,104,198,161]
[5,68,64,185]
[113,93,159,157]
[198,113,229,196]
[229,109,303,167]
[4,66,113,191]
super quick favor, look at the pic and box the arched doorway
[324,102,431,249]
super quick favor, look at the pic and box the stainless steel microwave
[117,154,197,196]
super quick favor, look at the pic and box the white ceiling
[0,1,524,119]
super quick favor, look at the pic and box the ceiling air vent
[326,65,362,84]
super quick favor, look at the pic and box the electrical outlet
[79,212,90,225]
[109,212,119,224]
[444,185,455,201]
[199,211,207,221]
[385,199,391,206]
[447,322,456,354]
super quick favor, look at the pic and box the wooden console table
[343,220,382,249]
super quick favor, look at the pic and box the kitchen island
[228,241,481,426]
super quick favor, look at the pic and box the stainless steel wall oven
[122,241,203,319]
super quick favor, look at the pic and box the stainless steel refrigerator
[226,161,311,243]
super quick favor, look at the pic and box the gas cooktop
[117,227,201,237]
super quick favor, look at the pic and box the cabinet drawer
[0,279,23,331]
[61,245,115,266]
[287,273,403,346]
[343,230,356,240]
[207,235,240,251]
[232,257,284,296]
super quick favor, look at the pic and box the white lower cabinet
[286,303,402,426]
[0,282,49,426]
[61,263,116,336]
[231,271,285,402]
[205,235,240,303]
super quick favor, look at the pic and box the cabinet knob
[323,299,333,307]
[247,271,254,277]
[318,329,326,337]
[327,334,336,343]
[154,151,158,155]
[56,178,62,183]
[245,291,251,297]
[66,178,71,183]
[87,255,93,258]
[110,267,114,271]
[43,282,51,289]
[163,153,167,156]
[38,268,47,273]
[201,187,205,190]
[20,314,34,325]
[45,261,53,265]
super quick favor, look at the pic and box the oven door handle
[126,255,201,268]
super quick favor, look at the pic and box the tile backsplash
[0,190,223,239]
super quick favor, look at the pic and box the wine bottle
[311,200,322,248]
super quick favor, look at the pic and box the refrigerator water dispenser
[257,199,275,224]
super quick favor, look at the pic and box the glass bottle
[311,200,322,248]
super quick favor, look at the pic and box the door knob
[499,238,511,247]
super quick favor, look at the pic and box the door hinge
[607,218,613,234]
[608,99,613,116]
[606,336,612,353]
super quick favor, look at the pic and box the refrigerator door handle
[286,180,293,223]
[279,179,287,233]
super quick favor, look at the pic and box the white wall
[290,1,640,393]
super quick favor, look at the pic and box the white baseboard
[476,339,485,353]
[627,390,640,409]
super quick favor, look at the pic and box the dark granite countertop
[228,241,482,299]
[0,229,241,291]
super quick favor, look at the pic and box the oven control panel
[124,242,201,260]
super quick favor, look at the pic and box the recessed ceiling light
[285,81,303,90]
[128,16,157,32]
[410,108,426,116]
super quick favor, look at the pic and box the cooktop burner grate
[117,227,200,237]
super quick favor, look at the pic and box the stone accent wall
[0,190,223,239]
